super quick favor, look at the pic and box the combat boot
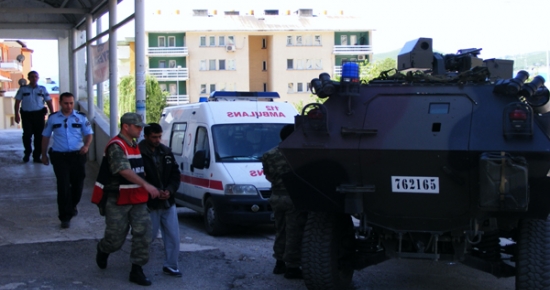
[96,244,109,269]
[129,264,152,286]
[273,260,286,274]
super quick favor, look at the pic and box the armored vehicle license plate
[391,176,439,194]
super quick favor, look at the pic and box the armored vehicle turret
[280,37,550,290]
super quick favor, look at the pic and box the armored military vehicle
[279,37,550,290]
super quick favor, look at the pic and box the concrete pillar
[57,36,70,95]
[85,14,96,161]
[71,29,79,101]
[135,0,146,125]
[96,20,104,114]
[85,14,94,121]
[109,0,118,137]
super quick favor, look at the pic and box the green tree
[118,75,168,123]
[294,58,397,112]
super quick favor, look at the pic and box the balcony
[166,95,189,106]
[147,47,188,56]
[333,45,372,55]
[0,61,23,72]
[148,68,188,81]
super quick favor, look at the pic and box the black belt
[50,150,81,156]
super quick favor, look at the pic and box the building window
[265,9,279,15]
[287,59,293,69]
[315,59,322,69]
[297,83,303,92]
[286,36,293,45]
[262,61,267,71]
[340,35,348,45]
[209,36,216,46]
[228,59,236,70]
[219,60,226,70]
[228,36,235,45]
[200,84,206,94]
[210,84,216,93]
[199,60,207,70]
[296,36,303,45]
[158,36,166,47]
[296,59,304,70]
[314,35,321,45]
[350,35,357,45]
[169,60,176,68]
[287,83,294,93]
[219,36,225,46]
[159,84,167,92]
[200,36,206,46]
[169,84,177,94]
[159,60,166,68]
[168,36,176,47]
[209,59,216,70]
[306,59,313,70]
[262,38,267,48]
[263,83,267,92]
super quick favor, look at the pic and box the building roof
[147,15,371,33]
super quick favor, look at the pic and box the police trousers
[20,108,46,159]
[49,150,86,222]
[98,194,152,266]
[269,193,308,268]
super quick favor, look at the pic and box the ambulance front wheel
[204,197,229,236]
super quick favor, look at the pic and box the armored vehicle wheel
[302,212,354,290]
[516,216,550,290]
[204,198,228,236]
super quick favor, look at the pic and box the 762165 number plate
[391,176,439,194]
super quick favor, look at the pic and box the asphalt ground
[0,129,516,290]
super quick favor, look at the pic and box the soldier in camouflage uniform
[261,124,308,279]
[92,113,160,286]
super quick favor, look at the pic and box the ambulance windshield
[212,123,289,162]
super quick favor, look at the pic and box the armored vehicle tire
[204,198,228,236]
[516,216,550,290]
[302,212,354,290]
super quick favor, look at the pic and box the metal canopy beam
[0,7,89,14]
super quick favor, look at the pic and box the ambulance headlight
[225,184,258,195]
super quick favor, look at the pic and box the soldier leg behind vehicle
[281,195,307,279]
[270,194,288,274]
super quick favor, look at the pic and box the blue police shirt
[42,110,94,152]
[15,85,51,112]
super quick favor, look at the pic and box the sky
[23,0,550,81]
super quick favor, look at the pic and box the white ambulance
[159,91,298,235]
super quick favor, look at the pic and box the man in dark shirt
[139,123,182,277]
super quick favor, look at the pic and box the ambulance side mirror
[192,150,208,170]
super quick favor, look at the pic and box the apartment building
[142,7,372,106]
[0,40,33,129]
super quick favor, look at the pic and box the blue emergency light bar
[208,91,280,102]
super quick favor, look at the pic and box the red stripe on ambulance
[181,175,223,190]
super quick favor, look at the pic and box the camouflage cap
[120,112,148,127]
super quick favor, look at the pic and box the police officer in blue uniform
[41,92,94,229]
[14,71,54,163]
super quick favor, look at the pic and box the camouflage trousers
[270,193,308,268]
[98,194,152,266]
